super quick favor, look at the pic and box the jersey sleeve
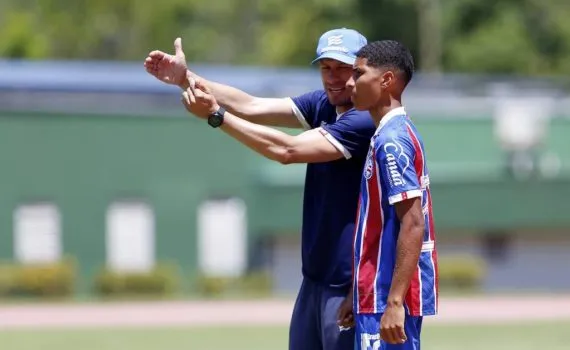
[288,91,322,130]
[319,110,376,160]
[376,131,422,205]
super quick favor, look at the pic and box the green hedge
[0,257,76,298]
[438,254,487,291]
[0,254,485,299]
[194,271,273,298]
[93,263,180,297]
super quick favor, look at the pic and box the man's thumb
[174,37,184,57]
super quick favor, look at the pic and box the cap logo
[327,34,343,46]
[320,34,349,54]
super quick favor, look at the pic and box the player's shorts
[355,313,423,350]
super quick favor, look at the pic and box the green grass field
[0,321,567,350]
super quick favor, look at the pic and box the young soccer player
[346,40,439,350]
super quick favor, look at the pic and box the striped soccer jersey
[353,107,439,316]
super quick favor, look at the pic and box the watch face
[208,108,225,128]
[208,114,223,127]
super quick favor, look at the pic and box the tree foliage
[1,0,569,76]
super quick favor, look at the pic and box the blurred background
[0,0,569,349]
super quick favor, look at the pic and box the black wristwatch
[207,106,226,128]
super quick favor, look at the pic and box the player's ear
[381,71,395,89]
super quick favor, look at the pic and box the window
[197,197,247,278]
[106,200,155,273]
[13,202,62,264]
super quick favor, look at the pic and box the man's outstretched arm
[144,38,302,129]
[181,86,344,164]
[187,72,302,129]
[219,112,342,164]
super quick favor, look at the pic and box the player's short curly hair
[356,40,415,86]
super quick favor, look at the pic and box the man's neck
[370,100,402,127]
[336,105,352,115]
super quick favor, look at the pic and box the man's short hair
[356,40,415,86]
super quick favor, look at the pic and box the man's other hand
[337,288,355,329]
[181,78,219,119]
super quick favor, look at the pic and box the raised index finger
[148,50,166,58]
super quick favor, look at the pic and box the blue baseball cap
[312,28,367,65]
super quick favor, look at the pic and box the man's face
[318,58,354,107]
[346,57,386,111]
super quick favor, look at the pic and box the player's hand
[144,37,189,87]
[181,78,220,119]
[336,289,355,329]
[380,303,407,344]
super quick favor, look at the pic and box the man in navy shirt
[145,28,376,350]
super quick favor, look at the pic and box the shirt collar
[375,106,407,135]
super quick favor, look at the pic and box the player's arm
[376,132,425,344]
[389,198,424,310]
[181,85,344,164]
[381,198,424,344]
